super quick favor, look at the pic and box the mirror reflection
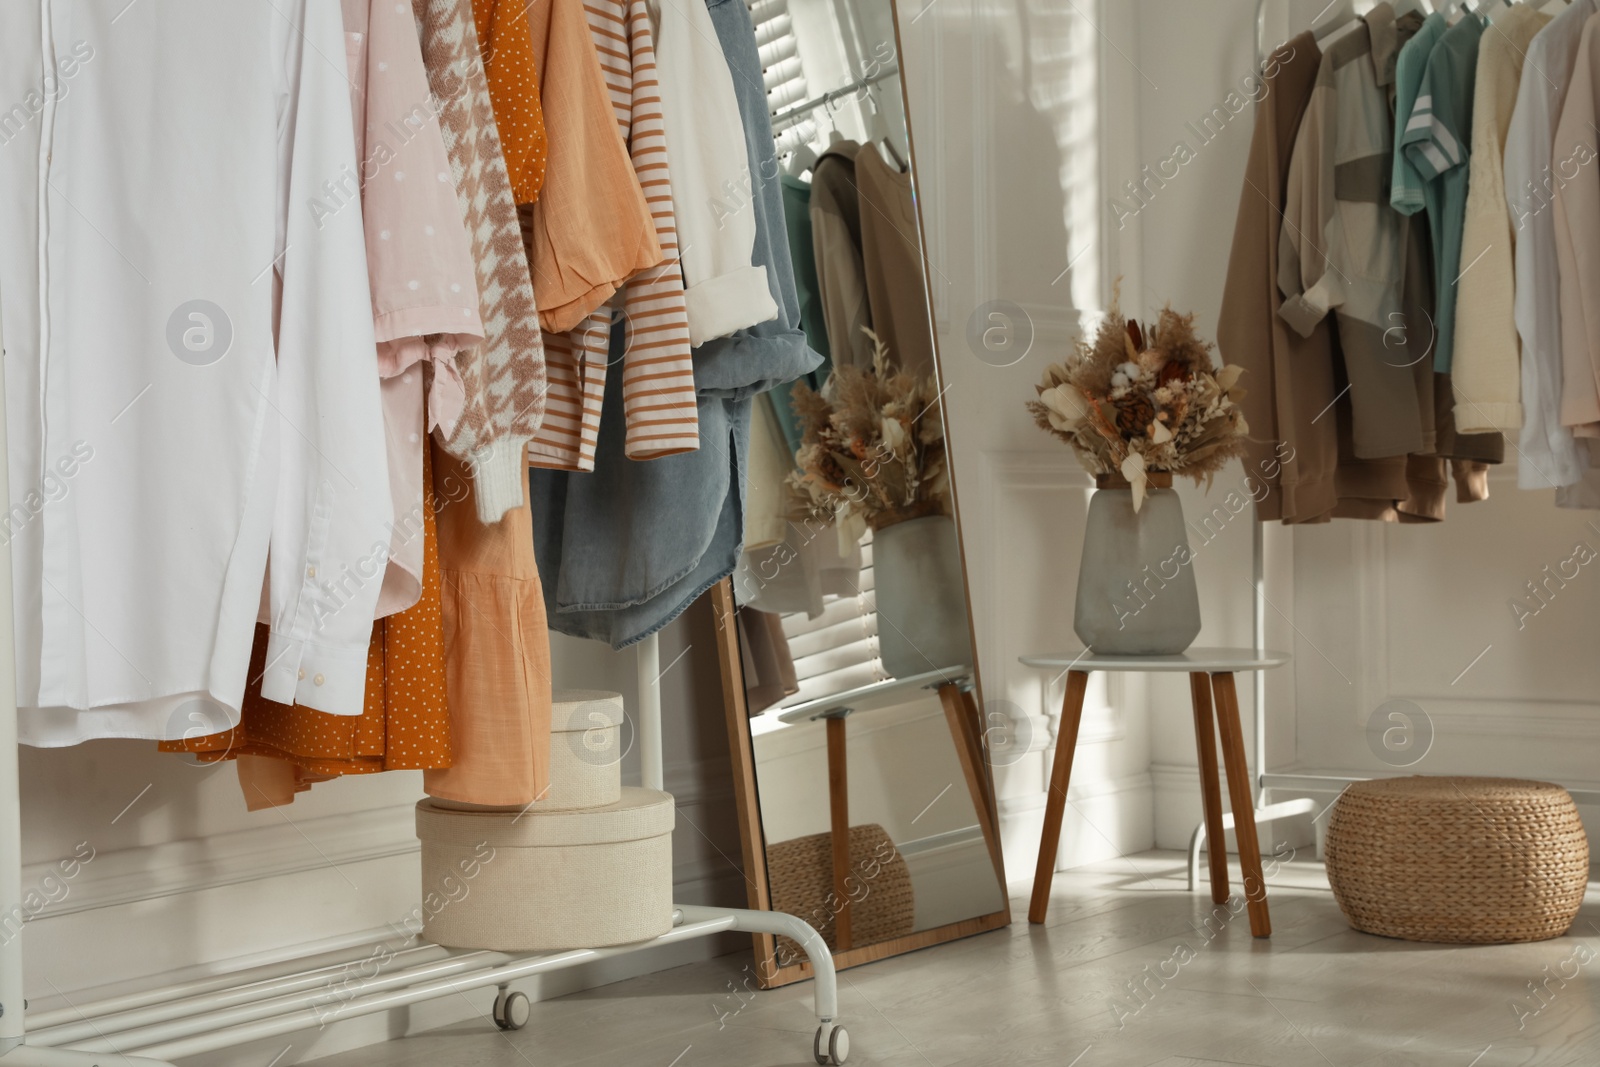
[727,0,1007,965]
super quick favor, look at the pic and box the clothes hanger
[1311,0,1360,43]
[786,140,820,177]
[819,94,845,147]
[879,135,907,172]
[857,82,907,172]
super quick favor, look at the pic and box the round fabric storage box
[417,787,674,951]
[544,690,626,810]
[1324,776,1589,944]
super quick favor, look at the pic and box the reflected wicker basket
[766,823,914,961]
[1324,776,1589,944]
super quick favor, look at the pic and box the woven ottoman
[1324,776,1589,944]
[767,823,913,960]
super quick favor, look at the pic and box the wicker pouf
[1324,776,1589,944]
[767,823,914,959]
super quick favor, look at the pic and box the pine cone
[1115,392,1155,439]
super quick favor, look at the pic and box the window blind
[749,0,816,156]
[775,537,887,708]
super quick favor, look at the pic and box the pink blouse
[341,0,484,616]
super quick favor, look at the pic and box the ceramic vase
[1073,473,1201,655]
[871,513,972,678]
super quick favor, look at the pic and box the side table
[1019,647,1292,938]
[777,666,1003,949]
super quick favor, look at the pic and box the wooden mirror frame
[711,0,1009,991]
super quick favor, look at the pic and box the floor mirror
[712,0,1009,991]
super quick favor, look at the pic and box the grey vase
[1073,485,1201,655]
[871,514,973,678]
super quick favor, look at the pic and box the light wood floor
[313,850,1600,1066]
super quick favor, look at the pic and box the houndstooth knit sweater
[413,0,548,522]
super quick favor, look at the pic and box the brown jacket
[1217,32,1336,522]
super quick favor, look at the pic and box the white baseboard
[997,769,1154,879]
[26,803,419,921]
[1150,761,1319,854]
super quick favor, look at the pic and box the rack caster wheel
[493,989,530,1031]
[813,1023,849,1064]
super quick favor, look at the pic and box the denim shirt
[528,0,821,648]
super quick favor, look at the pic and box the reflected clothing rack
[770,65,902,134]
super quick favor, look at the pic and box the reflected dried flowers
[789,329,949,551]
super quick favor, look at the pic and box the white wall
[897,0,1288,881]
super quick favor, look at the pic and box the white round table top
[775,665,972,724]
[1019,647,1292,672]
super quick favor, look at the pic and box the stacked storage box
[416,690,676,950]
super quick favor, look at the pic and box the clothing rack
[1186,0,1600,890]
[0,353,847,1062]
[769,65,901,134]
[1181,0,1346,890]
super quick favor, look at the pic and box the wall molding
[26,803,419,922]
[999,768,1153,816]
[1349,520,1600,728]
[27,776,747,928]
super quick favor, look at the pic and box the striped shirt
[1390,11,1446,215]
[1400,12,1484,375]
[527,0,699,470]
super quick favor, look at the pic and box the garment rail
[769,65,901,134]
[0,343,849,1064]
[1185,0,1600,891]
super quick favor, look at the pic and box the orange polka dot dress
[472,0,548,204]
[160,444,453,807]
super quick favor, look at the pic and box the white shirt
[1506,0,1599,496]
[647,0,777,344]
[0,0,391,745]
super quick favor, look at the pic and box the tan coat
[1217,32,1337,522]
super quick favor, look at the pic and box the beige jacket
[1453,4,1551,433]
[810,141,874,368]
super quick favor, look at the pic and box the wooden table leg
[1029,670,1089,925]
[958,686,1002,835]
[1189,672,1230,905]
[939,684,1006,895]
[1211,672,1271,938]
[826,715,852,950]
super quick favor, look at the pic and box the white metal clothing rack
[1179,0,1357,890]
[0,334,848,1063]
[1184,0,1600,891]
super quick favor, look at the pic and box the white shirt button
[298,669,305,680]
[306,566,316,579]
[313,674,325,686]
